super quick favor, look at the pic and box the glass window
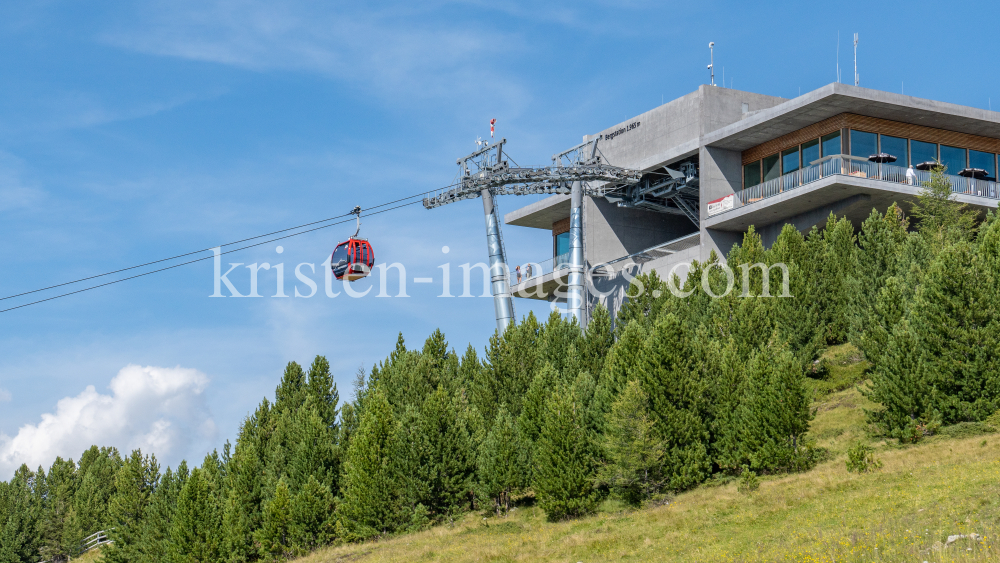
[782,147,800,174]
[879,135,908,167]
[762,153,780,181]
[969,150,996,180]
[801,139,820,166]
[940,145,966,175]
[821,131,841,157]
[332,243,348,264]
[743,161,761,188]
[555,232,570,256]
[850,130,878,158]
[910,140,938,166]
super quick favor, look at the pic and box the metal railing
[730,155,1000,212]
[81,530,112,554]
[514,252,570,284]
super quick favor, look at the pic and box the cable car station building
[503,83,1000,325]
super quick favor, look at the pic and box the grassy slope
[73,546,104,562]
[302,346,1000,563]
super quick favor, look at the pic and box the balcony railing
[515,251,570,284]
[730,155,1000,214]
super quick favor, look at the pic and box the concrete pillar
[482,188,514,334]
[567,180,585,328]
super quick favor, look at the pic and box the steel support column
[566,180,585,328]
[482,188,514,334]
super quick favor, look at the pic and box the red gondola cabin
[331,238,374,281]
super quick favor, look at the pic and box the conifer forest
[3,170,1000,562]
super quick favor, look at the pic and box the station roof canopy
[504,194,571,229]
[703,83,1000,152]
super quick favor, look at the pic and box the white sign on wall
[707,194,735,216]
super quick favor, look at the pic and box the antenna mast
[853,33,859,86]
[708,42,715,86]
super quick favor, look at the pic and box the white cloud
[99,1,528,103]
[0,365,216,479]
[0,388,10,402]
[0,150,44,212]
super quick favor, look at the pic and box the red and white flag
[490,118,496,138]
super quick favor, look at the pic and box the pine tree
[133,463,187,563]
[476,405,525,516]
[289,475,335,553]
[336,386,402,540]
[704,338,746,472]
[536,310,581,377]
[532,379,597,521]
[767,224,823,364]
[592,321,645,432]
[0,466,40,563]
[255,478,293,561]
[865,319,935,439]
[223,402,269,563]
[73,446,122,541]
[337,402,359,464]
[37,456,77,561]
[306,355,340,431]
[411,329,457,401]
[578,303,613,378]
[857,276,908,368]
[595,380,665,506]
[456,344,484,399]
[727,226,769,298]
[740,341,813,472]
[478,312,540,422]
[852,204,910,345]
[275,396,339,494]
[515,362,559,478]
[712,293,777,361]
[370,333,421,412]
[265,359,339,501]
[169,466,223,563]
[274,362,307,413]
[416,386,475,521]
[614,270,667,334]
[633,313,711,490]
[809,215,858,344]
[389,404,430,529]
[910,165,980,250]
[696,251,736,323]
[104,450,160,563]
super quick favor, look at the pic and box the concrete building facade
[504,83,1000,324]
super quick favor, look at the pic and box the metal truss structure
[610,159,701,225]
[422,138,643,210]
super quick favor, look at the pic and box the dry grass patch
[71,546,105,562]
[299,436,1000,562]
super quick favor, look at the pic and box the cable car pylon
[423,136,642,333]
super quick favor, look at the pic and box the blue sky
[1,0,998,477]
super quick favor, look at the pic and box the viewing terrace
[731,155,1000,211]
